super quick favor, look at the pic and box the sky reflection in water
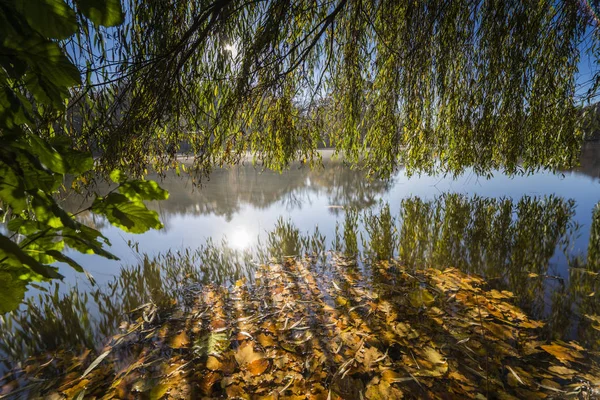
[5,145,600,362]
[58,146,600,285]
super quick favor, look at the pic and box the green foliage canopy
[65,0,598,178]
[1,0,600,311]
[0,0,167,313]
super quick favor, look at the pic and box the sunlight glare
[223,43,238,59]
[230,227,251,250]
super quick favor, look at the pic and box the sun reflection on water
[230,227,251,250]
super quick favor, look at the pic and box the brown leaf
[365,376,404,399]
[170,331,190,349]
[361,347,383,370]
[257,333,276,347]
[199,371,221,396]
[541,343,582,364]
[484,322,514,340]
[235,341,265,366]
[247,358,270,375]
[226,384,250,399]
[548,365,577,378]
[206,356,222,371]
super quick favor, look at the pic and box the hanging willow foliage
[64,0,596,178]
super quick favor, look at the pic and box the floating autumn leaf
[235,341,266,366]
[211,319,227,330]
[541,343,583,364]
[149,383,168,399]
[381,370,413,384]
[169,331,190,348]
[131,378,154,392]
[484,322,515,340]
[257,333,276,348]
[247,358,270,376]
[414,346,448,377]
[194,331,229,357]
[198,371,221,396]
[336,296,349,307]
[360,346,384,370]
[518,319,545,329]
[61,378,90,398]
[408,287,435,308]
[206,356,222,371]
[548,365,578,378]
[365,375,405,399]
[226,384,249,398]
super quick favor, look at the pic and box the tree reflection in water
[3,194,600,388]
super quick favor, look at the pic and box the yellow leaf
[336,296,349,306]
[415,347,448,377]
[170,331,190,349]
[206,356,222,371]
[409,287,435,308]
[484,322,514,340]
[361,347,383,370]
[541,343,582,364]
[548,365,577,378]
[247,358,270,376]
[235,342,265,366]
[257,333,276,348]
[149,383,168,400]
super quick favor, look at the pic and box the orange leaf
[247,358,270,376]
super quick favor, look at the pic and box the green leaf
[62,229,119,260]
[109,169,127,183]
[0,87,32,127]
[0,270,27,313]
[22,236,65,264]
[45,250,85,272]
[0,234,62,279]
[21,135,94,175]
[25,134,68,174]
[30,190,75,229]
[49,136,94,175]
[0,161,27,213]
[92,193,163,234]
[76,0,124,27]
[24,71,70,108]
[118,180,169,201]
[5,36,82,96]
[16,0,77,40]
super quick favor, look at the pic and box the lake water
[3,145,600,368]
[59,146,600,284]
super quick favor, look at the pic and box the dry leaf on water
[414,347,448,377]
[548,365,577,378]
[409,287,435,308]
[170,331,190,349]
[541,343,582,364]
[235,341,268,375]
[247,358,270,375]
[365,376,404,400]
[257,333,276,347]
[206,356,222,371]
[361,347,383,370]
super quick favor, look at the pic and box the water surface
[4,145,600,365]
